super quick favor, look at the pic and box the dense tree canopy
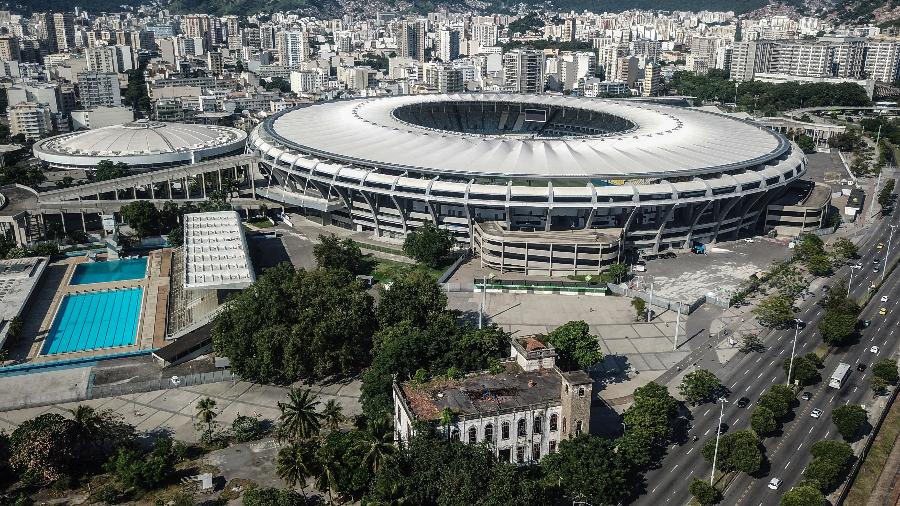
[818,280,860,346]
[313,234,369,275]
[780,485,826,506]
[679,369,723,404]
[213,263,376,383]
[754,293,795,328]
[402,222,455,268]
[94,160,130,181]
[832,404,867,440]
[542,435,631,505]
[119,200,160,237]
[542,320,603,370]
[701,429,764,475]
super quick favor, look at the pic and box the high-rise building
[398,20,426,62]
[472,23,498,52]
[9,102,53,141]
[437,28,460,62]
[52,12,75,53]
[688,36,722,74]
[730,40,775,81]
[277,30,310,68]
[77,71,122,108]
[207,51,224,76]
[822,36,866,78]
[503,49,545,94]
[864,39,900,83]
[562,18,576,42]
[86,45,136,73]
[0,35,20,62]
[642,63,661,97]
[181,14,220,49]
[773,41,830,77]
[424,62,464,92]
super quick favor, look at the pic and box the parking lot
[630,238,792,302]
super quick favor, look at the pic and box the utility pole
[786,319,801,386]
[673,303,682,350]
[710,397,727,485]
[479,272,495,329]
[883,224,897,283]
[647,281,654,323]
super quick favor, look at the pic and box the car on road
[874,257,881,263]
[880,307,888,315]
[877,243,885,249]
[881,295,889,302]
[852,262,864,269]
[801,391,813,401]
[717,423,729,434]
[862,320,872,328]
[871,346,881,354]
[858,363,868,372]
[811,408,824,419]
[737,397,750,408]
[874,266,881,273]
[768,478,782,490]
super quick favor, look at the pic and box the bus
[829,363,852,389]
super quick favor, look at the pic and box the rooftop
[0,257,48,348]
[400,364,563,421]
[183,211,255,290]
[262,93,788,180]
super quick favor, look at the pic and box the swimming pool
[42,288,143,355]
[70,257,147,285]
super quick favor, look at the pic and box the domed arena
[33,120,248,171]
[250,93,811,275]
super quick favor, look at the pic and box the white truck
[829,362,852,389]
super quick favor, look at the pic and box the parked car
[811,408,823,419]
[737,397,750,408]
[857,363,867,372]
[801,391,813,401]
[768,478,782,490]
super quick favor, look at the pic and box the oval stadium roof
[261,93,788,180]
[34,120,247,168]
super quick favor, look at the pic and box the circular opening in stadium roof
[390,100,638,139]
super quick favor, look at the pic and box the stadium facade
[249,93,813,275]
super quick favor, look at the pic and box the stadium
[250,93,815,275]
[33,120,248,171]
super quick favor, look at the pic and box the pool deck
[27,251,173,362]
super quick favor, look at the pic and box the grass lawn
[247,218,274,229]
[845,392,900,504]
[371,259,445,284]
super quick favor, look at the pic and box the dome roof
[34,120,247,169]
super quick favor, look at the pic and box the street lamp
[673,302,683,351]
[478,272,495,329]
[848,264,861,296]
[709,397,728,485]
[882,224,897,283]
[786,319,802,387]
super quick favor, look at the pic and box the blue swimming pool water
[70,258,147,285]
[42,288,143,355]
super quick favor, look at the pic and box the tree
[701,430,763,475]
[195,397,218,437]
[754,294,795,328]
[321,399,346,432]
[795,135,816,154]
[358,418,396,475]
[94,160,129,181]
[402,222,454,268]
[819,307,859,346]
[606,262,628,283]
[783,355,820,387]
[679,369,722,405]
[232,414,265,442]
[167,225,183,247]
[878,179,896,208]
[276,441,320,491]
[739,333,765,353]
[810,440,853,464]
[872,359,899,384]
[794,234,825,262]
[690,479,722,506]
[750,406,777,436]
[542,435,630,505]
[9,413,79,483]
[277,389,323,443]
[105,436,183,490]
[832,404,867,440]
[243,487,309,506]
[805,254,833,276]
[313,234,368,275]
[780,485,826,506]
[119,200,160,238]
[375,270,447,329]
[543,320,602,370]
[832,238,858,262]
[213,264,375,383]
[631,297,647,321]
[872,376,890,394]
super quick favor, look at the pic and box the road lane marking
[757,372,764,378]
[704,428,711,435]
[671,464,679,473]
[732,381,739,389]
[745,369,751,375]
[785,460,791,469]
[745,384,752,392]
[687,447,694,455]
[862,373,867,380]
[652,486,659,493]
[769,359,775,366]
[826,430,830,438]
[846,399,851,405]
[779,348,785,355]
[772,376,777,382]
[857,357,861,363]
[854,386,858,392]
[831,395,836,402]
[810,427,814,433]
[703,409,710,416]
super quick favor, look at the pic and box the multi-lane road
[634,199,900,506]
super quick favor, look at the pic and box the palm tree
[359,418,396,474]
[321,399,346,432]
[439,407,454,442]
[277,388,323,442]
[315,456,341,505]
[195,397,218,435]
[276,441,320,495]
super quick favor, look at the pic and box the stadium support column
[250,162,257,199]
[652,204,677,253]
[685,200,712,248]
[59,211,66,233]
[201,173,207,198]
[711,197,740,243]
[359,191,382,237]
[733,191,767,239]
